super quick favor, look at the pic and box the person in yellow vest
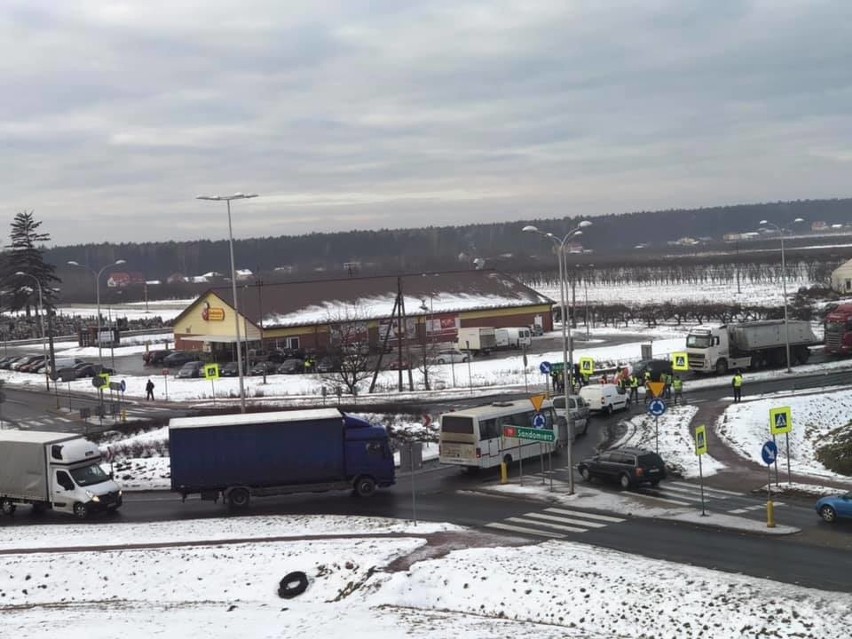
[732,371,744,403]
[628,374,639,405]
[672,376,684,405]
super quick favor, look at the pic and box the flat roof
[169,408,343,430]
[0,430,80,445]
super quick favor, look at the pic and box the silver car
[550,395,590,436]
[430,348,469,364]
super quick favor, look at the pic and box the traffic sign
[503,425,555,443]
[646,381,665,398]
[529,394,546,412]
[119,379,126,392]
[539,361,552,375]
[761,440,778,465]
[532,413,546,429]
[671,352,689,372]
[93,373,109,390]
[204,363,220,380]
[648,398,667,417]
[694,425,708,456]
[579,357,595,375]
[769,406,792,435]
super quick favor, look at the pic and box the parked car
[578,384,629,414]
[74,363,114,378]
[386,358,412,370]
[630,359,673,382]
[250,361,278,376]
[176,361,205,379]
[163,352,198,368]
[549,394,590,436]
[19,357,47,373]
[429,348,469,365]
[219,361,239,377]
[10,355,44,371]
[815,492,852,523]
[143,349,172,366]
[315,356,338,374]
[277,358,305,374]
[577,447,667,489]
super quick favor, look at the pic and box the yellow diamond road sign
[769,406,792,435]
[579,357,595,375]
[694,424,708,456]
[204,363,220,380]
[672,352,689,372]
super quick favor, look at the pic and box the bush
[815,423,852,476]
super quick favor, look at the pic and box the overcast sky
[2,1,851,245]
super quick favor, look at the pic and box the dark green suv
[577,447,667,489]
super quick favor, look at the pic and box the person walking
[663,371,672,400]
[145,378,155,401]
[732,371,743,403]
[672,376,684,405]
[628,374,639,406]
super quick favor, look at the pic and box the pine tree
[2,210,60,313]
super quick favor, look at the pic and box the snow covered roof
[192,270,553,329]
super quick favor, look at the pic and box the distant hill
[47,198,852,300]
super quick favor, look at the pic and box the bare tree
[322,306,373,395]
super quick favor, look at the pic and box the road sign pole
[698,454,706,517]
[549,449,553,492]
[772,433,779,487]
[519,447,523,487]
[211,379,216,405]
[786,433,791,486]
[410,442,417,527]
[655,415,659,455]
[539,443,545,484]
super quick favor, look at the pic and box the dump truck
[169,408,395,509]
[0,430,122,519]
[685,320,819,374]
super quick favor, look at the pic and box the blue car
[815,492,852,523]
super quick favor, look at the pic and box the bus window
[479,418,500,439]
[441,415,474,434]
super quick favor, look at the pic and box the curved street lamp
[196,193,259,413]
[15,271,49,391]
[523,219,592,495]
[67,259,126,367]
[758,218,805,373]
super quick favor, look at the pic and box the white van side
[578,384,630,414]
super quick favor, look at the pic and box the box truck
[824,303,852,356]
[494,327,532,350]
[0,430,122,519]
[456,327,497,355]
[169,408,396,509]
[685,320,819,374]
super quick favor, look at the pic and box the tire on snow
[278,571,309,598]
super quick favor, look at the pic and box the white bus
[438,400,565,470]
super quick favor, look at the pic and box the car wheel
[580,467,591,482]
[606,404,614,415]
[437,358,446,365]
[73,502,89,520]
[619,474,632,489]
[819,505,837,523]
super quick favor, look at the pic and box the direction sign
[648,398,667,417]
[579,357,595,375]
[502,425,556,443]
[532,413,546,429]
[539,361,552,375]
[671,352,689,372]
[761,440,778,465]
[769,406,792,435]
[694,424,708,456]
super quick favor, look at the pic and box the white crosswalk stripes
[485,506,626,539]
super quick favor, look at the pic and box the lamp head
[578,220,592,228]
[67,260,80,266]
[522,225,539,233]
[14,271,24,276]
[793,217,805,223]
[759,219,769,226]
[115,260,126,266]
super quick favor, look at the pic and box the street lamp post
[67,259,126,367]
[523,220,592,495]
[196,193,258,413]
[15,272,49,390]
[759,218,805,373]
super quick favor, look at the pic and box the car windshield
[69,463,110,487]
[686,334,712,348]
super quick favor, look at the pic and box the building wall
[173,292,260,352]
[831,260,852,293]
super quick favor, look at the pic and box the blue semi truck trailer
[169,408,395,509]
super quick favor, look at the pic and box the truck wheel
[715,359,727,375]
[1,499,16,515]
[73,502,89,519]
[227,487,251,509]
[354,476,377,498]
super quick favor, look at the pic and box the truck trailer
[169,408,395,509]
[0,430,122,519]
[685,320,819,374]
[824,303,852,356]
[456,326,497,355]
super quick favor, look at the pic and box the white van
[579,384,630,414]
[548,395,591,436]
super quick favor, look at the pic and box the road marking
[655,483,742,501]
[635,494,693,506]
[544,507,625,523]
[669,481,743,497]
[484,522,565,538]
[506,517,587,534]
[522,511,608,528]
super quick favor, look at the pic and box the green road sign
[502,425,556,443]
[769,406,792,435]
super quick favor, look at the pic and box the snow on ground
[1,515,850,639]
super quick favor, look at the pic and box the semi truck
[494,327,533,350]
[824,303,852,356]
[456,326,497,355]
[169,408,395,509]
[685,320,819,374]
[0,430,122,519]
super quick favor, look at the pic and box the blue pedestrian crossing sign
[539,361,552,375]
[769,406,792,435]
[533,413,546,430]
[761,440,778,465]
[648,398,667,417]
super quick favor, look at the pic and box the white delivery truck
[685,320,819,374]
[494,327,533,350]
[0,430,122,519]
[456,327,497,355]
